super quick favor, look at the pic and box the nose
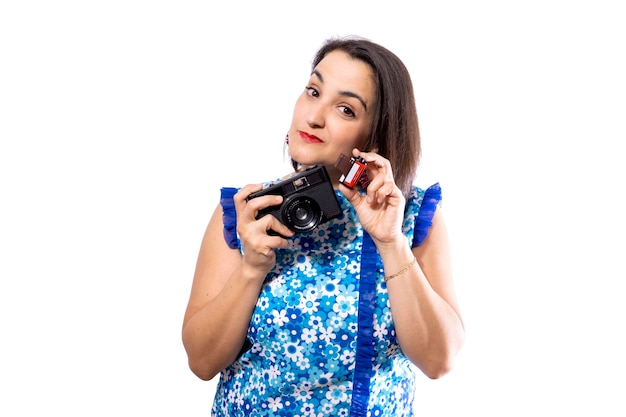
[306,102,325,129]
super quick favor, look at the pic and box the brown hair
[293,36,421,198]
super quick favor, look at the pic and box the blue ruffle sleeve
[220,187,240,250]
[412,183,442,248]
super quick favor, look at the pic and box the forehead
[313,50,376,102]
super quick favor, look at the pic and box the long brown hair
[293,36,421,198]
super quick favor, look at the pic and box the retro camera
[246,165,342,234]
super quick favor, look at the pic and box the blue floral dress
[213,184,441,416]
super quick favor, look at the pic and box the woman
[182,36,465,416]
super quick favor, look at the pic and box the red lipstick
[299,131,323,144]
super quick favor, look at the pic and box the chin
[289,151,316,166]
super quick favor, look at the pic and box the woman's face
[288,50,375,182]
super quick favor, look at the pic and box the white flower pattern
[212,186,435,416]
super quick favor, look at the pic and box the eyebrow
[312,69,368,111]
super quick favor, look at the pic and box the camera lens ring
[282,195,322,232]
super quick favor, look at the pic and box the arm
[181,186,294,380]
[341,149,464,379]
[378,209,464,379]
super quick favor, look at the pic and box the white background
[1,1,625,415]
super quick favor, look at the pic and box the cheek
[334,123,370,150]
[351,119,373,148]
[291,95,307,123]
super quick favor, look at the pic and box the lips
[299,131,323,144]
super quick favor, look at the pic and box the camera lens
[283,196,321,232]
[295,207,309,221]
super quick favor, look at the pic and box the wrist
[239,259,272,285]
[373,237,410,258]
[375,239,416,279]
[384,256,417,282]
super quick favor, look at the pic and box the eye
[305,86,319,97]
[339,105,356,118]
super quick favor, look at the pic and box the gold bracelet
[384,257,417,282]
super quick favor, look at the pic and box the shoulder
[407,183,442,208]
[406,183,442,247]
[219,187,241,250]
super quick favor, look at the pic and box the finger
[235,184,284,222]
[364,172,391,204]
[234,183,264,201]
[239,213,290,253]
[338,182,363,206]
[353,148,390,172]
[265,215,295,239]
[374,181,400,204]
[352,149,398,203]
[234,183,264,213]
[245,194,284,216]
[353,151,392,188]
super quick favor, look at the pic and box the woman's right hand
[183,185,294,380]
[233,184,295,275]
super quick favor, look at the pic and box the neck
[297,163,343,190]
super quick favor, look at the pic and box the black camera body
[246,165,342,234]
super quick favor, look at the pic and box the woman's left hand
[339,149,406,247]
